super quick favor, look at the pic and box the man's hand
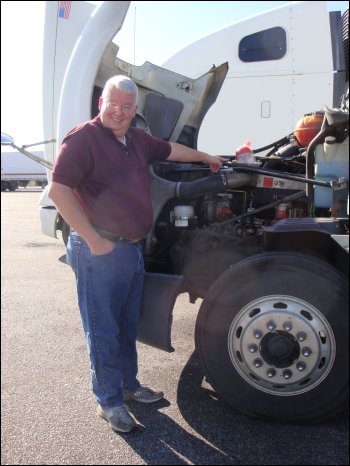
[168,142,226,172]
[203,154,226,173]
[88,236,116,256]
[49,182,116,255]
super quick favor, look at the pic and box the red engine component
[294,112,324,147]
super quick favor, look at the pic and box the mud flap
[137,272,184,352]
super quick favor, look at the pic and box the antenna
[133,6,136,65]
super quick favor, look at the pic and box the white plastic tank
[173,205,195,227]
[314,136,349,208]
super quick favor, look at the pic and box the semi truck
[18,1,349,423]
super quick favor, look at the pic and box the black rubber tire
[195,252,349,424]
[8,181,18,191]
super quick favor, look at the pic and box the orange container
[294,112,324,147]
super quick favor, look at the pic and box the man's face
[99,87,137,138]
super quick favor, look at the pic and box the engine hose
[253,135,291,154]
[305,117,332,204]
[176,172,253,199]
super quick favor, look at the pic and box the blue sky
[1,1,348,148]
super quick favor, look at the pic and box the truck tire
[195,252,348,424]
[8,181,18,191]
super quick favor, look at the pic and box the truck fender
[137,272,184,352]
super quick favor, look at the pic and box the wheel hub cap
[228,295,335,395]
[260,331,300,368]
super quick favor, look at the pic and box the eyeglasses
[105,101,135,115]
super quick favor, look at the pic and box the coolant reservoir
[314,136,349,208]
[294,112,324,147]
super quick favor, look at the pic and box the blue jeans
[66,232,144,408]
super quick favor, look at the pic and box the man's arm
[48,182,115,255]
[167,142,225,173]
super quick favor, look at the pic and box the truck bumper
[39,206,58,239]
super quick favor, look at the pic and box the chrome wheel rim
[228,295,336,395]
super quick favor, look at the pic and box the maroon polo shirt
[51,116,172,238]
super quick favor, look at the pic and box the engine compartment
[144,104,349,299]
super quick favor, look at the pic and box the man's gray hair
[102,75,138,101]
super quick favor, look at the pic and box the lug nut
[249,344,258,353]
[254,329,263,339]
[266,368,276,378]
[302,347,311,357]
[297,331,307,341]
[296,362,306,371]
[266,320,276,330]
[254,358,263,368]
[283,369,293,379]
[283,321,293,331]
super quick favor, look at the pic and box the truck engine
[144,101,349,301]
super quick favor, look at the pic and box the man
[49,75,224,433]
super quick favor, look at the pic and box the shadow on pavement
[59,254,67,264]
[117,395,237,465]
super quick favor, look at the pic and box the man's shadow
[118,382,237,465]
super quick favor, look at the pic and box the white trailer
[1,150,47,191]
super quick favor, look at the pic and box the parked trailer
[1,150,47,191]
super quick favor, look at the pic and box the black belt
[95,227,144,245]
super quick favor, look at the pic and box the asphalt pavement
[1,190,349,465]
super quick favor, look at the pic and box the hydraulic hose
[305,116,332,204]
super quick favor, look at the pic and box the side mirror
[1,132,15,146]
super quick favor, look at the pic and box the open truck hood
[43,1,228,166]
[98,54,228,148]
